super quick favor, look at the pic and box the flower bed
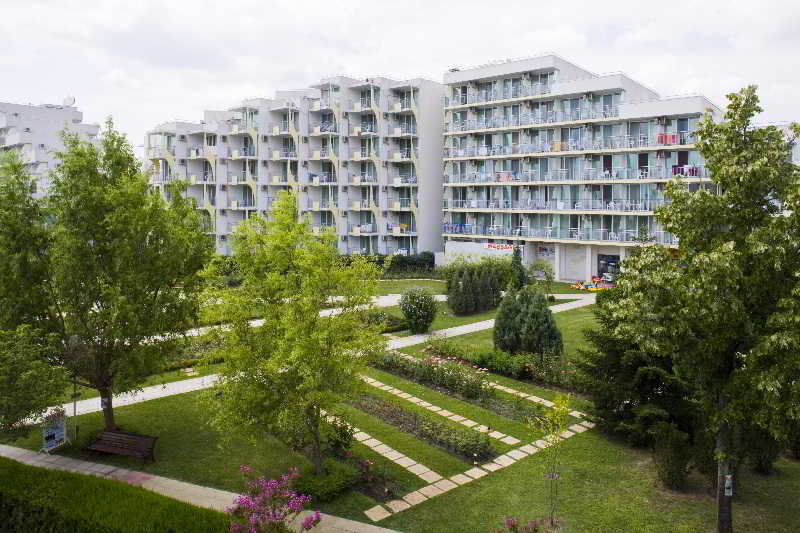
[350,392,496,462]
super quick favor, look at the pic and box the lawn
[405,305,597,362]
[377,279,446,295]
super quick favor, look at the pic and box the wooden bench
[86,430,158,462]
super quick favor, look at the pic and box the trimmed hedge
[0,457,229,532]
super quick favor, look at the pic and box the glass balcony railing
[445,107,618,132]
[442,224,678,245]
[445,83,550,107]
[442,198,670,212]
[444,165,709,184]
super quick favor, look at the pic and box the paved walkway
[0,443,398,533]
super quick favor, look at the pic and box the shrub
[0,457,230,532]
[399,289,438,333]
[742,422,784,475]
[444,258,509,314]
[789,419,800,460]
[229,466,320,532]
[351,393,496,461]
[372,351,495,400]
[294,459,360,502]
[494,286,563,357]
[509,246,528,290]
[323,417,355,458]
[652,422,691,490]
[363,310,408,333]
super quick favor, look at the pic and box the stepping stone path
[355,373,599,523]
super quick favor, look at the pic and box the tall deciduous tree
[210,191,385,475]
[0,326,66,435]
[611,87,800,533]
[46,121,211,430]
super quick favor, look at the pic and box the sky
[2,0,799,152]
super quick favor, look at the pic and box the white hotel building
[0,99,99,198]
[440,55,722,281]
[147,76,443,256]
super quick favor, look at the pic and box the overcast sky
[3,0,798,152]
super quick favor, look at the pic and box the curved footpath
[0,292,595,533]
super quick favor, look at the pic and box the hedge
[0,457,230,532]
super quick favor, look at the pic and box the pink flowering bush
[228,466,321,533]
[497,516,541,533]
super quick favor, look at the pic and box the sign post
[41,407,69,453]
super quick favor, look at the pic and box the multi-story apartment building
[147,76,443,256]
[0,99,99,197]
[440,55,722,281]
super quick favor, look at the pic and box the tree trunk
[100,388,117,431]
[716,396,733,533]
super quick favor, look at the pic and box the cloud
[1,0,798,153]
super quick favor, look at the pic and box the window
[207,134,217,147]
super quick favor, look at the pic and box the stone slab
[481,462,504,471]
[475,425,489,433]
[438,410,453,417]
[535,439,552,449]
[488,431,506,439]
[581,421,596,429]
[460,419,477,428]
[364,438,382,448]
[364,505,392,522]
[501,436,521,445]
[464,467,488,479]
[449,414,466,422]
[450,473,473,485]
[393,456,416,468]
[434,478,458,492]
[426,405,442,412]
[507,449,528,460]
[519,444,539,455]
[560,430,575,439]
[354,431,371,442]
[385,499,411,513]
[373,444,392,454]
[408,463,430,475]
[384,450,403,461]
[494,454,516,466]
[569,424,588,434]
[403,491,428,506]
[418,484,444,498]
[419,470,443,483]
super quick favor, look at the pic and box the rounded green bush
[399,289,437,333]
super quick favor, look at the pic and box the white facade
[147,76,444,256]
[0,100,99,197]
[440,54,723,281]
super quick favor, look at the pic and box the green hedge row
[0,457,230,532]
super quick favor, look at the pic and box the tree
[494,286,563,357]
[0,326,66,435]
[210,191,385,475]
[0,153,55,333]
[577,288,695,446]
[532,393,571,528]
[46,121,211,430]
[509,245,528,290]
[610,87,800,533]
[530,260,555,297]
[399,289,437,334]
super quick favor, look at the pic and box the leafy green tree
[0,153,55,333]
[210,191,385,475]
[494,286,563,357]
[509,245,528,290]
[463,269,477,314]
[610,87,800,533]
[530,259,555,297]
[0,326,66,435]
[399,289,437,334]
[532,393,571,528]
[577,288,695,446]
[46,121,211,430]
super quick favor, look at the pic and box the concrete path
[50,292,594,418]
[182,294,448,339]
[0,444,399,533]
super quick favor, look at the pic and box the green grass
[379,431,800,533]
[406,305,596,363]
[13,391,310,493]
[339,404,470,478]
[0,457,229,532]
[362,367,540,444]
[377,279,446,295]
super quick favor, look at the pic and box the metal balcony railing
[445,83,551,107]
[441,224,678,245]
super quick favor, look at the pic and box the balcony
[385,246,418,256]
[148,145,176,159]
[189,173,216,185]
[388,198,416,210]
[349,199,373,210]
[348,223,376,235]
[442,223,678,245]
[445,106,618,133]
[387,124,417,137]
[349,172,378,185]
[311,224,336,235]
[390,148,416,161]
[227,198,256,210]
[308,199,334,210]
[390,174,418,186]
[442,198,670,212]
[350,149,377,162]
[312,98,334,112]
[230,147,256,159]
[271,149,297,160]
[444,165,710,185]
[308,172,337,185]
[388,97,413,113]
[310,121,338,135]
[351,122,378,136]
[270,121,292,136]
[445,83,551,108]
[387,223,416,235]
